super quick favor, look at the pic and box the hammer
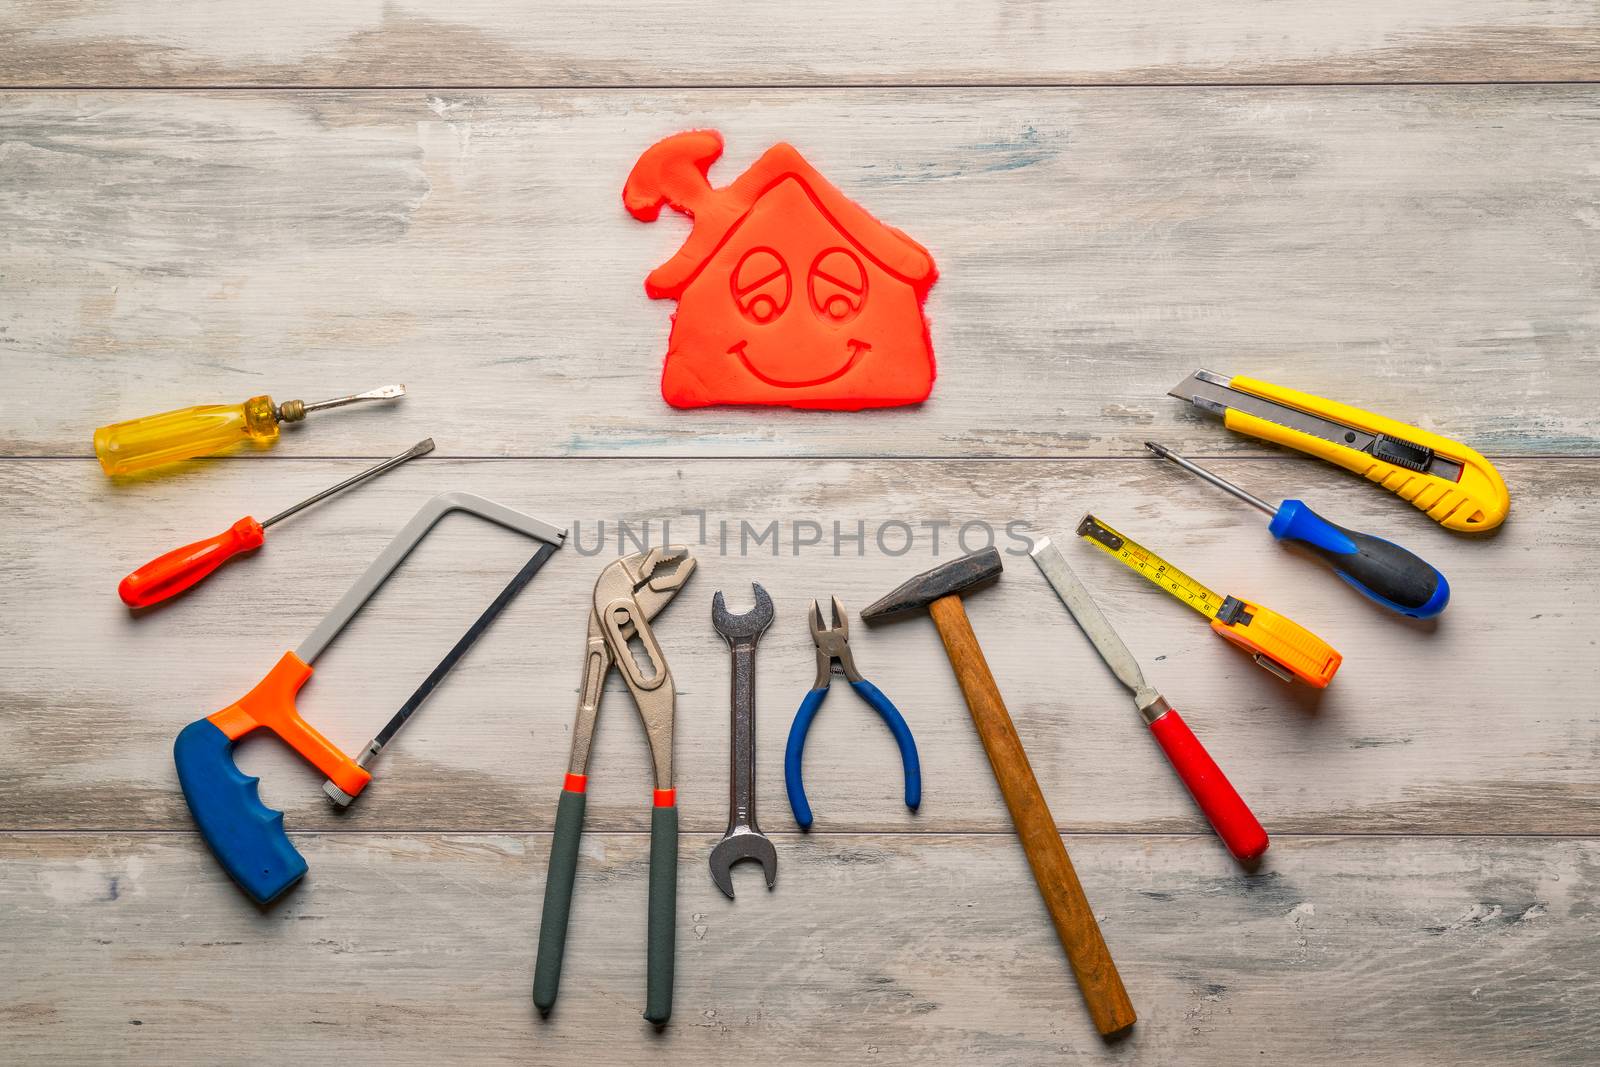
[862,548,1136,1036]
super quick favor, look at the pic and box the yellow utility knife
[1169,370,1509,532]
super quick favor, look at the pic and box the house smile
[728,339,871,388]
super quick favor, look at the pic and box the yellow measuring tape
[1077,514,1342,688]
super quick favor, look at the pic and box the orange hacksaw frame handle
[205,651,372,798]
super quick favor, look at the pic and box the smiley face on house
[725,241,871,389]
[625,132,939,411]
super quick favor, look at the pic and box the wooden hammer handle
[928,595,1136,1036]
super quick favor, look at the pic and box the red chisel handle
[1146,702,1268,861]
[119,516,265,608]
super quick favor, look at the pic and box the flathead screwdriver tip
[410,437,436,457]
[1144,441,1170,458]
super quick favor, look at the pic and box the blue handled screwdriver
[1145,441,1449,618]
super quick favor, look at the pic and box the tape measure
[1076,513,1342,688]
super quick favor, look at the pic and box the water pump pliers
[532,546,695,1025]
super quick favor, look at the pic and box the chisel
[1032,538,1268,861]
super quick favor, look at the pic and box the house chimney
[624,130,724,222]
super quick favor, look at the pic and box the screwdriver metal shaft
[263,438,433,528]
[1144,441,1275,515]
[277,384,407,423]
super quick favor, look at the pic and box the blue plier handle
[784,597,921,829]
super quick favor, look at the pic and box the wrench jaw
[708,828,778,900]
[710,582,776,639]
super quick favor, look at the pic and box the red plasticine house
[623,131,939,410]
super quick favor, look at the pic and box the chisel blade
[1030,537,1157,708]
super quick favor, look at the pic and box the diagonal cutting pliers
[784,597,921,829]
[533,546,695,1025]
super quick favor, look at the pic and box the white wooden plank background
[3,1,1598,86]
[2,3,1598,1064]
[6,833,1596,1066]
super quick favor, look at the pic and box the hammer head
[860,548,1004,622]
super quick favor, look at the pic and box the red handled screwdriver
[118,438,433,608]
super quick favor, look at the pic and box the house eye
[808,248,867,324]
[731,247,791,324]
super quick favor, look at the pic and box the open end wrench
[709,583,777,899]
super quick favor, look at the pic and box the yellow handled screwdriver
[94,384,406,476]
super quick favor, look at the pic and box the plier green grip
[784,597,921,829]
